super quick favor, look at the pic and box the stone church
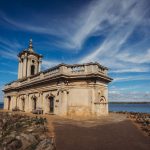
[3,39,112,116]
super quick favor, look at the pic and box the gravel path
[53,114,150,150]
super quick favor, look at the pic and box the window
[31,65,35,75]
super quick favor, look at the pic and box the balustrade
[4,63,108,90]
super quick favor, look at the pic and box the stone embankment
[0,112,56,150]
[114,111,150,136]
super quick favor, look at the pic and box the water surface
[109,103,150,113]
[0,103,3,109]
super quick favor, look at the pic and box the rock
[26,128,34,133]
[0,113,56,150]
[20,133,38,144]
[9,131,17,138]
[38,134,47,141]
[35,139,54,150]
[6,139,22,150]
[2,137,16,145]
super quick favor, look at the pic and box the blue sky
[0,0,150,102]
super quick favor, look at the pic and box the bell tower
[18,39,42,79]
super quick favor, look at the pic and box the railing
[4,63,108,90]
[98,66,106,75]
[67,65,85,74]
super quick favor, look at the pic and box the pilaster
[39,59,42,72]
[20,59,23,79]
[18,59,21,79]
[23,56,27,77]
[27,58,31,77]
[61,90,68,115]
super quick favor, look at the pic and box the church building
[3,40,112,116]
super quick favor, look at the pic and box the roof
[18,39,43,58]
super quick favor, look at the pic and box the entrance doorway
[8,96,11,110]
[33,98,37,110]
[49,97,54,113]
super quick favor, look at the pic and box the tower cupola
[17,39,42,79]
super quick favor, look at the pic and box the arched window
[46,94,55,113]
[49,96,54,113]
[31,95,37,110]
[33,98,37,110]
[99,96,106,103]
[21,98,25,111]
[7,96,11,110]
[31,65,35,75]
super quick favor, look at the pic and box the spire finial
[28,38,34,52]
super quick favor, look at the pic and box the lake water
[0,103,150,113]
[0,103,3,109]
[109,103,150,114]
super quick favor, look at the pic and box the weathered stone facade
[3,40,112,116]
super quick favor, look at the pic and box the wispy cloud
[80,0,149,62]
[109,84,150,102]
[0,70,17,75]
[0,37,22,60]
[0,49,18,60]
[42,60,60,70]
[114,75,150,82]
[1,0,149,52]
[116,49,150,64]
[110,67,150,73]
[109,91,150,102]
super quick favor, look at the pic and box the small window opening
[31,65,35,75]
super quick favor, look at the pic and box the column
[18,59,21,79]
[91,88,96,115]
[35,65,38,74]
[103,87,108,114]
[28,95,32,112]
[16,96,18,108]
[43,93,46,114]
[11,96,16,110]
[39,60,42,72]
[61,91,68,116]
[24,94,29,112]
[20,60,23,79]
[40,92,43,109]
[3,96,7,109]
[27,58,31,77]
[18,96,21,110]
[23,57,27,77]
[13,95,17,109]
[39,92,43,114]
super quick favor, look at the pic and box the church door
[8,97,11,110]
[22,99,25,111]
[33,98,37,110]
[49,97,54,113]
